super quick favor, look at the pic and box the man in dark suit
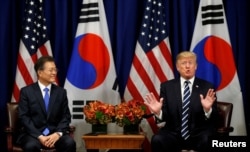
[145,51,218,152]
[17,56,76,152]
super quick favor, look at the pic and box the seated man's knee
[66,137,76,148]
[56,135,76,151]
[22,141,41,152]
[152,134,162,143]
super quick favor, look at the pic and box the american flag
[124,0,174,151]
[11,0,53,103]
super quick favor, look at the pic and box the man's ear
[176,64,180,72]
[37,70,42,77]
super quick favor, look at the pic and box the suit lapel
[33,83,47,114]
[174,79,183,118]
[191,78,201,102]
[189,78,202,119]
[47,84,57,116]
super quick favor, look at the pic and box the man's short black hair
[34,56,55,72]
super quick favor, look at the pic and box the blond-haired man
[145,51,218,151]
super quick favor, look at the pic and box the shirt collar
[180,76,195,87]
[38,80,52,91]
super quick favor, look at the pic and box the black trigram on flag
[201,4,224,25]
[79,2,99,23]
[72,100,84,119]
[72,100,97,119]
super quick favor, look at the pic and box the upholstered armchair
[5,102,75,152]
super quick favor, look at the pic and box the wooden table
[82,133,145,152]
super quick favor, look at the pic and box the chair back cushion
[7,103,19,128]
[7,102,22,142]
[216,101,233,128]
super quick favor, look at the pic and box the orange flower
[83,100,115,124]
[115,99,146,127]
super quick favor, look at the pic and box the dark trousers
[151,129,213,152]
[18,134,76,152]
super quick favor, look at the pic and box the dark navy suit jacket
[159,77,218,137]
[17,82,71,140]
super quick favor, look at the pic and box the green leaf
[95,111,103,120]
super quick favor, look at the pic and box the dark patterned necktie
[181,81,190,140]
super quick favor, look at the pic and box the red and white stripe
[11,40,52,103]
[124,37,174,150]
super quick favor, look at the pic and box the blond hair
[176,51,197,63]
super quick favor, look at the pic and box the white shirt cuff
[204,108,212,118]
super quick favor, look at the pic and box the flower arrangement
[83,100,115,125]
[115,99,147,127]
